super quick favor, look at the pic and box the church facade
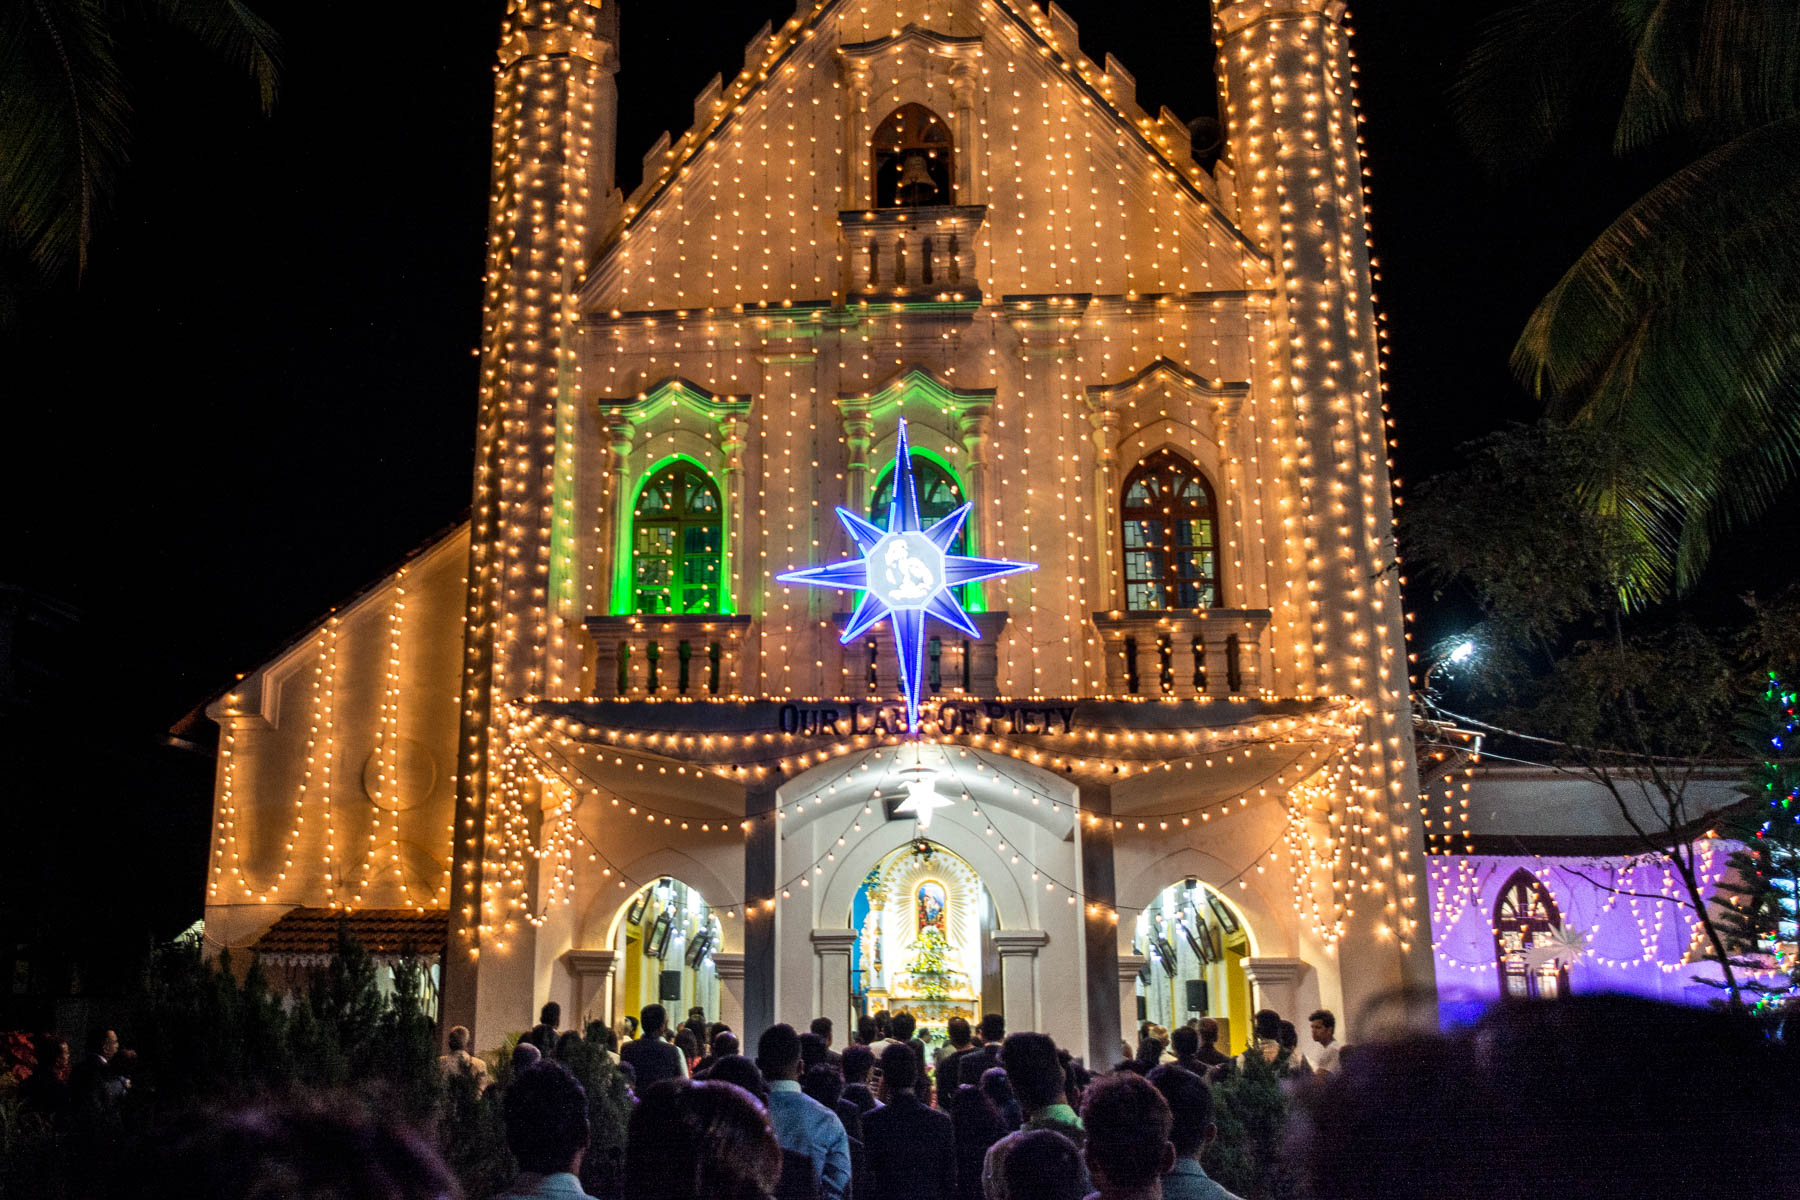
[202,0,1431,1063]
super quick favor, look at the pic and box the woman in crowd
[978,1067,1022,1133]
[674,1027,701,1076]
[624,1079,783,1200]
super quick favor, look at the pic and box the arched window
[871,451,969,610]
[631,461,723,614]
[870,452,966,550]
[872,104,954,208]
[1120,449,1220,610]
[1493,869,1568,999]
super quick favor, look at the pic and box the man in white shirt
[1308,1009,1343,1075]
[760,1023,852,1200]
[438,1024,490,1092]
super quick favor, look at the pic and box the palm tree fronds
[1453,0,1633,174]
[0,0,279,301]
[1518,114,1800,599]
[1614,0,1800,155]
[0,0,134,279]
[152,0,281,113]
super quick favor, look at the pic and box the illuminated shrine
[195,0,1450,1062]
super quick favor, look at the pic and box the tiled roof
[251,907,449,960]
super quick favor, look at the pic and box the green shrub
[1204,1053,1292,1200]
[0,929,633,1200]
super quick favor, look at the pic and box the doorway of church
[613,878,724,1031]
[850,841,994,1047]
[1132,879,1256,1054]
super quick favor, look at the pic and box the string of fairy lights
[212,0,1434,985]
[445,696,1371,940]
[208,552,461,912]
[1412,728,1784,982]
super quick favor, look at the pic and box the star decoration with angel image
[777,418,1037,733]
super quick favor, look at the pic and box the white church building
[199,0,1435,1064]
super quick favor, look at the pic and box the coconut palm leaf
[144,0,280,114]
[1612,0,1800,152]
[1518,114,1800,596]
[1458,0,1800,601]
[0,1,133,280]
[0,0,278,296]
[1456,0,1800,171]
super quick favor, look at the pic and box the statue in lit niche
[859,843,978,1027]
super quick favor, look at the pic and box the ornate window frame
[1119,449,1223,612]
[597,377,751,616]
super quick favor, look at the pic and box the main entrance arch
[779,744,1083,1057]
[604,877,724,1034]
[851,840,993,1035]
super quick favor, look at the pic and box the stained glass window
[1121,449,1220,610]
[1493,869,1568,999]
[631,462,722,614]
[872,452,968,605]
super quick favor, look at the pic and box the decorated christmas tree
[1713,674,1800,1009]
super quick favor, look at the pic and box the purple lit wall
[1427,846,1742,1027]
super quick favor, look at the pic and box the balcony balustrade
[585,614,753,698]
[1089,609,1272,698]
[839,205,986,303]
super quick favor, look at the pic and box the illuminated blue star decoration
[777,419,1037,734]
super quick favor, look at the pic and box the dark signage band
[777,700,1078,737]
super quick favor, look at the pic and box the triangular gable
[590,0,1265,310]
[189,518,469,729]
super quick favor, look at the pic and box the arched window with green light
[869,449,981,610]
[630,461,723,614]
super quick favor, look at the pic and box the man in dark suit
[70,1028,126,1134]
[862,1043,956,1200]
[619,1003,686,1088]
[934,1016,976,1105]
[841,1043,880,1117]
[526,1001,561,1055]
[810,1016,845,1069]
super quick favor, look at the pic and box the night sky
[5,0,1779,823]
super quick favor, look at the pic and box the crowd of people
[16,992,1799,1199]
[444,1001,1265,1200]
[432,994,1800,1200]
[12,1026,133,1135]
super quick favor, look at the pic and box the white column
[958,408,992,559]
[1087,406,1120,610]
[1117,953,1148,1062]
[561,949,617,1030]
[993,930,1049,1032]
[1243,957,1310,1025]
[951,62,978,204]
[715,952,747,1036]
[812,930,859,1033]
[720,415,747,613]
[844,412,875,518]
[846,66,872,210]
